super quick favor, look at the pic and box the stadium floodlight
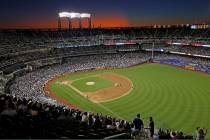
[59,12,71,18]
[70,12,81,18]
[58,11,92,29]
[59,12,91,19]
[80,13,91,18]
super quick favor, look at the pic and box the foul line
[71,74,99,82]
[67,84,84,96]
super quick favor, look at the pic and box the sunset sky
[0,0,210,28]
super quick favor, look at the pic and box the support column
[79,18,82,29]
[58,17,61,30]
[89,17,92,29]
[68,18,72,30]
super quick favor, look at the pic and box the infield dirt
[84,73,133,103]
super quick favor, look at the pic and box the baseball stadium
[0,1,210,139]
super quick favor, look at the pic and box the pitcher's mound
[86,81,95,86]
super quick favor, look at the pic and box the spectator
[149,116,154,138]
[81,112,88,128]
[1,101,17,117]
[88,113,94,126]
[196,127,208,140]
[177,131,184,139]
[133,114,144,135]
[170,131,177,140]
[93,115,102,129]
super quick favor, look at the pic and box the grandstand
[0,28,209,139]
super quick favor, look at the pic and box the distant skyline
[0,0,210,28]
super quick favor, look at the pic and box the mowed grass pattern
[51,63,210,137]
[72,76,114,92]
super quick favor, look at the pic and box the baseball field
[44,63,210,137]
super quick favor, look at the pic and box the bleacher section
[0,28,210,139]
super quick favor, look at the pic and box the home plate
[86,81,95,86]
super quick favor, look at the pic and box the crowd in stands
[0,94,130,138]
[154,53,210,73]
[141,44,210,56]
[1,93,203,139]
[3,52,207,139]
[0,28,210,139]
[157,129,193,139]
[164,46,210,56]
[9,52,150,104]
[1,28,210,54]
[0,28,210,75]
[155,53,210,66]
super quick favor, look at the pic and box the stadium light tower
[58,17,61,29]
[58,12,72,30]
[70,12,82,29]
[80,13,92,29]
[58,12,92,29]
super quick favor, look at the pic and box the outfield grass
[71,76,114,93]
[51,63,210,137]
